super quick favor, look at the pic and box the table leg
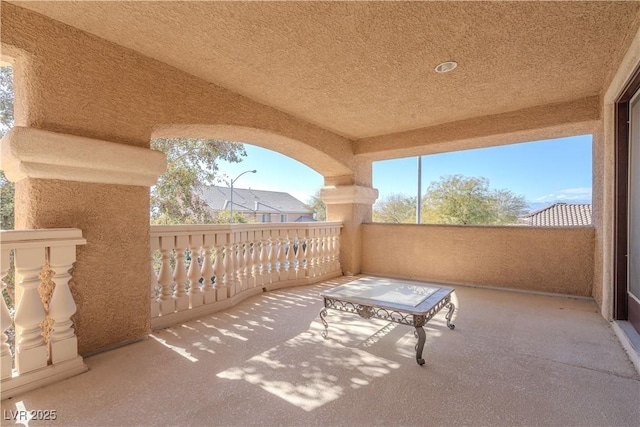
[414,326,426,366]
[320,308,329,339]
[445,302,456,330]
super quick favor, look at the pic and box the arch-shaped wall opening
[149,126,330,225]
[212,143,325,222]
[0,62,15,231]
[152,124,353,179]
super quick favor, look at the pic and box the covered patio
[2,276,637,426]
[1,2,640,424]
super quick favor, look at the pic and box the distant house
[199,186,314,223]
[520,203,592,226]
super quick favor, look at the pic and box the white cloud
[558,187,592,195]
[535,193,556,201]
[534,187,592,202]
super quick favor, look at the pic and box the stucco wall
[591,125,605,310]
[599,24,640,320]
[0,3,354,178]
[362,224,595,296]
[15,179,151,354]
[326,203,373,276]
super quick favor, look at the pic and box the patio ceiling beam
[353,96,600,161]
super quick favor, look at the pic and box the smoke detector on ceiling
[435,61,458,74]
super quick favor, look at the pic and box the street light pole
[229,169,257,223]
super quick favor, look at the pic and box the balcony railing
[150,222,343,329]
[0,228,87,400]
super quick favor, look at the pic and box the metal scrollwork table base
[319,278,456,366]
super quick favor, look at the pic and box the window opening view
[150,142,324,225]
[372,135,593,226]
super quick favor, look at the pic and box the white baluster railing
[150,236,160,318]
[187,234,204,309]
[0,228,87,399]
[260,235,270,287]
[224,241,234,297]
[237,239,247,292]
[286,231,295,280]
[1,247,13,380]
[267,234,278,283]
[251,239,260,288]
[294,231,305,279]
[149,222,343,329]
[157,237,175,315]
[202,235,217,304]
[211,240,224,302]
[173,235,189,312]
[244,240,253,289]
[276,234,286,280]
[48,245,81,364]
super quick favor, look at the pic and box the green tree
[306,189,326,221]
[422,175,527,225]
[490,188,529,224]
[0,67,13,134]
[0,66,14,230]
[0,174,13,230]
[0,66,14,316]
[373,193,417,223]
[150,138,246,224]
[212,209,254,224]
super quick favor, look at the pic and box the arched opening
[0,62,14,230]
[149,127,332,225]
[152,124,353,179]
[146,129,343,329]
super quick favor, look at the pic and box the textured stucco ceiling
[10,1,640,140]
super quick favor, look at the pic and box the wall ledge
[0,127,166,186]
[320,185,379,205]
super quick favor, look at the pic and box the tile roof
[199,186,311,214]
[521,203,592,226]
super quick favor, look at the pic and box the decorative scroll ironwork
[321,294,456,366]
[356,305,373,319]
[323,295,453,328]
[445,302,456,330]
[414,327,426,366]
[320,308,328,339]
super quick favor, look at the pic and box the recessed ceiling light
[435,61,458,74]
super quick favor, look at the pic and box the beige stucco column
[1,127,166,354]
[321,185,378,276]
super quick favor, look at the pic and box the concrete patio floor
[2,276,639,426]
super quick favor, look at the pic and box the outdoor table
[319,277,456,365]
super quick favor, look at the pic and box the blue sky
[215,145,324,204]
[217,134,593,206]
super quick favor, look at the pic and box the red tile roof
[521,203,592,226]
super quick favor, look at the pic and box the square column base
[15,345,48,374]
[216,286,228,301]
[175,295,190,312]
[190,293,204,308]
[1,353,13,380]
[160,299,176,315]
[203,289,217,304]
[50,336,78,364]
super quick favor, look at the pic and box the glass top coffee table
[319,277,456,366]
